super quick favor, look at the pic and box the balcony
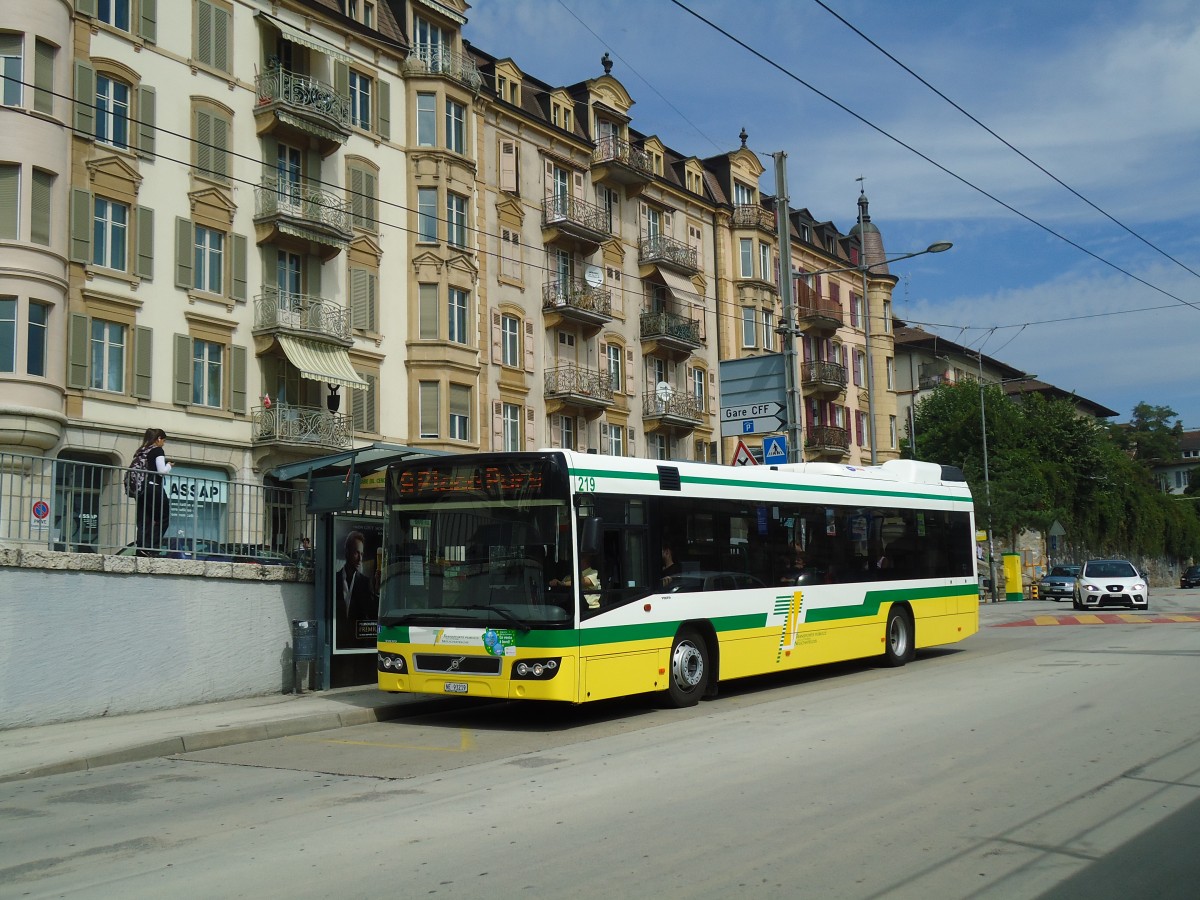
[591,135,654,187]
[640,310,703,354]
[639,233,699,276]
[402,47,483,91]
[544,365,613,412]
[805,424,850,459]
[642,391,704,430]
[918,364,953,390]
[254,174,352,257]
[254,66,349,156]
[541,194,611,247]
[252,403,352,450]
[801,360,849,396]
[542,278,613,328]
[254,287,352,345]
[732,204,776,232]
[794,280,843,334]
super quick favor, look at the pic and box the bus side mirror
[580,516,602,556]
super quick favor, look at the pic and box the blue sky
[465,0,1200,427]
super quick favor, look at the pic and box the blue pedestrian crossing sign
[763,436,788,465]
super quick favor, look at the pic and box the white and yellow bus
[377,451,978,707]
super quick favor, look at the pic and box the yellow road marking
[1076,614,1103,624]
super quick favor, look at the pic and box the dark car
[1181,566,1200,589]
[1039,564,1080,602]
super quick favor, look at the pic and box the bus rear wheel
[881,606,915,667]
[666,628,709,707]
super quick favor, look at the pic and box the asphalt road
[4,590,1200,899]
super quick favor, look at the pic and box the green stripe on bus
[805,583,970,623]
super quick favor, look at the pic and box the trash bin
[291,619,318,693]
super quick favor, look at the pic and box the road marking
[995,613,1200,627]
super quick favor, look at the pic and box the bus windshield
[379,456,575,630]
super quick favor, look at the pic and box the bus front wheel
[882,606,915,667]
[666,628,709,707]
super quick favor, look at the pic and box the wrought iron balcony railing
[403,46,483,90]
[805,424,851,452]
[544,365,614,402]
[801,360,849,390]
[255,174,351,238]
[642,391,704,422]
[541,278,613,318]
[255,66,349,131]
[254,287,352,343]
[252,403,352,450]
[639,233,699,272]
[640,309,702,346]
[542,194,611,237]
[591,135,654,176]
[732,204,775,230]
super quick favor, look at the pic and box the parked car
[1039,564,1080,602]
[665,571,767,593]
[1072,559,1148,611]
[1181,566,1200,589]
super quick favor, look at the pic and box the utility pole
[773,152,802,462]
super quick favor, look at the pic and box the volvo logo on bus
[446,657,466,672]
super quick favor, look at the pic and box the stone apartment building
[1,0,904,553]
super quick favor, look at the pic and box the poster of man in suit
[333,518,381,652]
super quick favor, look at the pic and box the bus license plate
[444,681,468,694]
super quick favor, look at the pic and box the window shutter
[365,171,378,233]
[376,79,391,140]
[550,415,561,449]
[708,371,717,414]
[174,217,192,288]
[307,256,322,296]
[34,40,54,115]
[68,314,89,389]
[525,406,536,450]
[572,170,584,198]
[173,334,192,405]
[492,400,503,451]
[348,165,364,228]
[352,377,365,431]
[137,86,156,158]
[0,165,16,240]
[627,427,636,457]
[499,140,517,192]
[544,158,553,198]
[30,169,52,246]
[524,320,535,372]
[136,206,154,280]
[366,374,378,433]
[69,189,91,263]
[599,423,609,454]
[212,113,229,181]
[350,266,369,329]
[74,62,95,138]
[213,3,230,72]
[139,0,158,43]
[230,234,247,301]
[76,0,96,16]
[194,108,212,178]
[624,348,634,395]
[490,308,502,364]
[230,345,247,414]
[334,62,349,104]
[577,417,586,452]
[132,327,152,399]
[197,0,213,66]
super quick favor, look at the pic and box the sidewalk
[0,686,440,783]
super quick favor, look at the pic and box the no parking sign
[31,499,50,530]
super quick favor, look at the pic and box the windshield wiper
[458,605,532,633]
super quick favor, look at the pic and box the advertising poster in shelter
[332,517,382,653]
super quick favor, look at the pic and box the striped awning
[257,13,353,63]
[658,268,702,304]
[277,334,367,390]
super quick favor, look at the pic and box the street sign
[730,440,758,466]
[763,436,787,465]
[721,416,787,437]
[720,401,784,422]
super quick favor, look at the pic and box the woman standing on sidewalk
[134,428,173,555]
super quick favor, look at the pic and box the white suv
[1072,559,1148,611]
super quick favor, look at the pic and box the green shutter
[212,113,228,181]
[137,85,155,158]
[350,267,368,329]
[365,171,378,233]
[231,234,247,301]
[194,108,212,178]
[0,165,17,241]
[367,272,378,331]
[174,217,192,288]
[196,0,213,67]
[334,62,349,104]
[173,333,192,405]
[134,326,153,399]
[139,0,158,44]
[74,61,95,137]
[349,165,364,228]
[366,374,377,433]
[31,169,53,246]
[213,4,230,73]
[136,206,154,280]
[34,40,55,115]
[230,345,247,414]
[70,189,92,262]
[377,79,391,141]
[68,313,89,389]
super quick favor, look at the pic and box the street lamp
[782,239,952,465]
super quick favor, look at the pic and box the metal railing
[255,65,349,130]
[254,287,352,343]
[591,135,653,176]
[639,233,699,271]
[541,278,613,318]
[642,391,704,422]
[542,194,611,236]
[255,173,351,236]
[544,365,614,402]
[640,309,702,345]
[252,404,353,450]
[732,204,775,230]
[805,425,851,452]
[0,451,313,562]
[801,360,849,390]
[402,46,483,90]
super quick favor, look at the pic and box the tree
[1112,402,1183,464]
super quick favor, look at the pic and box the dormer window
[551,101,571,132]
[649,150,663,175]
